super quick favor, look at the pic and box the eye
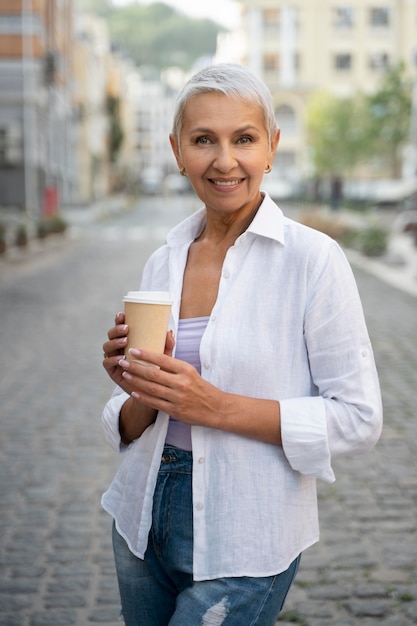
[237,135,253,144]
[195,136,211,145]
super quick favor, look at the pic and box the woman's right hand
[102,312,176,391]
[102,312,130,389]
[102,314,176,444]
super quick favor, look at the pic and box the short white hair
[172,63,278,143]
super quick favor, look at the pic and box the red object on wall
[43,186,58,217]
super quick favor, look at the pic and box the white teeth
[213,179,241,186]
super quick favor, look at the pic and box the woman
[101,64,382,626]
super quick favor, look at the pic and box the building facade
[236,0,417,183]
[0,0,75,215]
[73,13,112,203]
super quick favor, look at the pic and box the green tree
[306,64,412,182]
[78,0,224,71]
[366,62,412,178]
[306,90,370,177]
[79,0,114,18]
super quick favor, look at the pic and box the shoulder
[142,243,170,276]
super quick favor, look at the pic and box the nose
[213,142,238,173]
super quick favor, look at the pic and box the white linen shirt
[101,193,382,581]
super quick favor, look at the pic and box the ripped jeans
[112,446,300,626]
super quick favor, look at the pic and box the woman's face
[170,92,280,219]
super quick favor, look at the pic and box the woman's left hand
[118,348,221,427]
[118,347,282,445]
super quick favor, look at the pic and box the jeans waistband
[160,445,192,472]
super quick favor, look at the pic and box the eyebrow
[189,125,261,135]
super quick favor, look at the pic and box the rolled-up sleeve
[281,241,383,483]
[101,386,130,452]
[280,396,335,482]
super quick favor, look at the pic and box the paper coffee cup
[123,291,172,363]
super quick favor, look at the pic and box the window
[0,14,42,35]
[275,105,297,135]
[333,7,354,28]
[264,54,280,72]
[264,7,299,34]
[0,124,22,166]
[264,9,280,31]
[369,52,390,70]
[334,53,352,70]
[369,7,390,27]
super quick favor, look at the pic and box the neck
[198,194,263,245]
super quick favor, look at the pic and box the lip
[208,177,245,191]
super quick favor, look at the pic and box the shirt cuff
[280,396,335,483]
[101,387,130,452]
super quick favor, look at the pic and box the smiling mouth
[209,178,244,187]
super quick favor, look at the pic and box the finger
[118,355,176,396]
[115,311,125,325]
[128,348,178,371]
[123,364,174,410]
[107,323,128,341]
[103,334,128,354]
[164,330,175,357]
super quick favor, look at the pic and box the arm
[118,395,157,445]
[118,348,282,446]
[281,242,382,481]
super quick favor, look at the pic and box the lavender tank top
[165,316,209,451]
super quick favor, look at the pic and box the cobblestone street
[0,200,416,626]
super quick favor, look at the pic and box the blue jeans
[112,446,300,626]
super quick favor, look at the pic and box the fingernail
[129,348,141,357]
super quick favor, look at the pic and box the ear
[169,134,183,169]
[269,128,280,160]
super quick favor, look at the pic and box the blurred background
[0,0,417,247]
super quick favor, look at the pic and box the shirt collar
[247,192,285,244]
[166,192,285,248]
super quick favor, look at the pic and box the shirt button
[211,314,216,322]
[196,502,204,511]
[203,361,210,370]
[198,457,205,464]
[361,350,368,358]
[222,269,230,279]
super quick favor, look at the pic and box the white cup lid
[123,291,172,305]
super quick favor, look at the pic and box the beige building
[235,0,417,184]
[73,14,111,202]
[73,13,138,202]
